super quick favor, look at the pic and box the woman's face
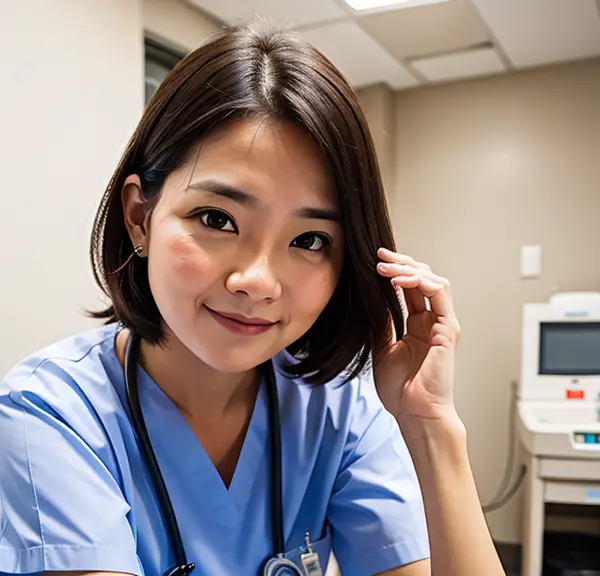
[144,119,344,373]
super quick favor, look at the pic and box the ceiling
[185,0,600,90]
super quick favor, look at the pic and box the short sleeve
[0,382,141,574]
[327,372,430,576]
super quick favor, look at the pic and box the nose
[225,254,282,302]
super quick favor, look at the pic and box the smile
[204,305,277,336]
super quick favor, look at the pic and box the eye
[291,232,332,252]
[197,208,237,233]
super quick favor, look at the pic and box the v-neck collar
[137,364,269,528]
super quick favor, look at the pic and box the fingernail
[392,276,411,284]
[377,262,390,271]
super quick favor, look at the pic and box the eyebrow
[187,179,257,206]
[187,179,341,222]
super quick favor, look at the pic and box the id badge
[263,531,322,576]
[300,532,322,576]
[300,551,322,576]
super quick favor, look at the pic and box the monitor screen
[539,322,600,375]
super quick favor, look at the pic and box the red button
[566,389,585,400]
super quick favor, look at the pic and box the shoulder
[0,323,140,573]
[2,323,120,391]
[2,322,119,386]
[0,323,123,440]
[273,351,389,445]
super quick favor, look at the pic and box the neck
[116,328,259,419]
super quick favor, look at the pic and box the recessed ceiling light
[343,0,449,12]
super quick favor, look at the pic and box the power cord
[482,380,527,513]
[483,465,527,513]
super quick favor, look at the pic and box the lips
[206,306,276,326]
[204,305,277,336]
[210,309,276,326]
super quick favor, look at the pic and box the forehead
[166,118,337,208]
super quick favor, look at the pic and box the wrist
[396,408,467,449]
[399,412,472,488]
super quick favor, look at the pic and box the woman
[0,22,505,576]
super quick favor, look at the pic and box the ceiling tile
[301,21,419,89]
[411,46,505,82]
[186,0,347,27]
[470,0,600,67]
[358,0,490,60]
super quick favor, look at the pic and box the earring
[108,244,144,275]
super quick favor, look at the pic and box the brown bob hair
[90,21,403,386]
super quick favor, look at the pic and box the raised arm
[374,247,505,576]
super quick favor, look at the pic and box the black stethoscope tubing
[123,330,284,575]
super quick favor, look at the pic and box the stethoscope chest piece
[263,555,304,576]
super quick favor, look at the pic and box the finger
[378,247,431,271]
[377,249,453,305]
[377,263,445,285]
[377,263,443,314]
[390,276,434,315]
[378,262,453,307]
[392,275,454,318]
[406,309,435,341]
[405,286,429,315]
[431,329,454,348]
[382,269,428,314]
[430,317,461,347]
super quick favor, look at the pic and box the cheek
[150,230,215,293]
[292,267,339,319]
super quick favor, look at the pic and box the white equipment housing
[518,292,600,576]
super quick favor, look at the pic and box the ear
[121,174,149,253]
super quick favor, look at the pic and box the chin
[206,354,268,374]
[197,341,276,374]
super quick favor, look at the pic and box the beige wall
[0,0,220,377]
[0,0,144,375]
[389,59,600,543]
[144,0,221,53]
[357,83,396,194]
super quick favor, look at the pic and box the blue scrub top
[0,324,429,575]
